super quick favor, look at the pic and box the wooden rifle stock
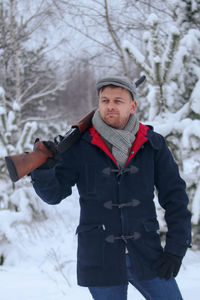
[5,109,96,182]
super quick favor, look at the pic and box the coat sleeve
[31,145,79,205]
[154,134,192,257]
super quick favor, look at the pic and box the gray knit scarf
[92,110,139,168]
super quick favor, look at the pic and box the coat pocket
[143,219,163,255]
[76,224,105,267]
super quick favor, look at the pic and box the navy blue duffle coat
[31,123,191,287]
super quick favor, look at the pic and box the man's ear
[131,100,137,114]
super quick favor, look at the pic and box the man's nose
[107,101,115,110]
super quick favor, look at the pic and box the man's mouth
[107,112,117,116]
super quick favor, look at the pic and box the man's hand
[34,138,60,169]
[152,252,183,280]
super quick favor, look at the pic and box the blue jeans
[88,255,183,300]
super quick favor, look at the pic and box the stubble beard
[103,114,129,130]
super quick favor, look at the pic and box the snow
[0,106,6,115]
[146,86,158,121]
[1,255,200,300]
[164,81,178,107]
[181,120,200,149]
[16,121,38,152]
[145,14,159,27]
[13,101,20,111]
[191,0,198,11]
[191,81,200,114]
[181,29,200,51]
[0,187,199,300]
[168,25,180,36]
[154,55,161,63]
[142,31,150,43]
[123,40,145,65]
[191,183,200,224]
[0,86,5,97]
[7,111,17,131]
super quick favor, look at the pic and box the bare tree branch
[20,113,63,125]
[104,0,127,75]
[21,82,66,108]
[18,78,40,103]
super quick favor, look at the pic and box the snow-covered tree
[124,0,200,228]
[0,0,65,175]
[0,0,66,261]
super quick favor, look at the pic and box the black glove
[152,252,183,280]
[34,138,60,169]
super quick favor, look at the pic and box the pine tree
[124,0,200,227]
[0,0,65,256]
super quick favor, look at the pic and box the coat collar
[125,123,148,166]
[85,123,150,168]
[89,125,119,167]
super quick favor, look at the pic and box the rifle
[5,75,146,182]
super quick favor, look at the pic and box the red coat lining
[89,123,149,168]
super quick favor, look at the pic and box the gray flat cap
[96,76,136,99]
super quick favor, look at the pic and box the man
[31,76,191,300]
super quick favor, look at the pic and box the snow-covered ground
[1,247,200,300]
[1,249,200,300]
[0,187,199,300]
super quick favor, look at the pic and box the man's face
[98,86,137,129]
